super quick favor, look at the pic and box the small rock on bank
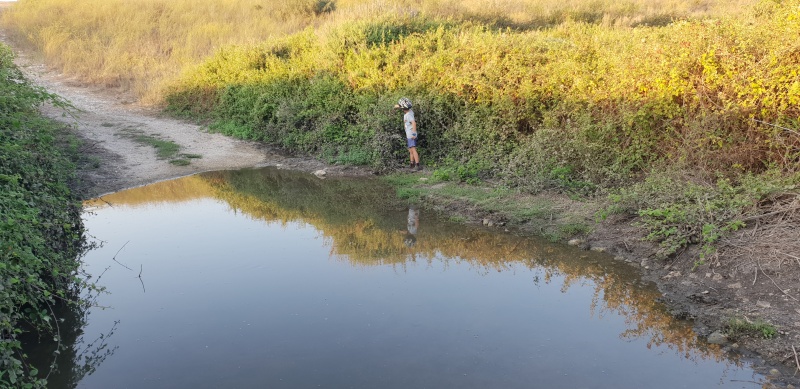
[706,331,728,345]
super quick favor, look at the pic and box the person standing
[394,97,421,170]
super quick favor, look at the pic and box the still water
[39,167,769,388]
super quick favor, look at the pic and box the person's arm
[412,119,417,138]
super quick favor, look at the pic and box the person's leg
[408,148,415,168]
[410,147,420,164]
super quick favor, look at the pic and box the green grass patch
[133,135,180,159]
[560,222,592,237]
[433,185,503,203]
[396,187,424,201]
[170,159,191,166]
[448,215,467,223]
[382,172,425,187]
[610,170,796,259]
[383,170,590,241]
[726,318,778,340]
[118,128,181,159]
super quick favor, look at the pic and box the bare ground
[589,212,800,387]
[6,37,800,387]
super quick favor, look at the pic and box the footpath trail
[8,45,364,197]
[11,49,270,197]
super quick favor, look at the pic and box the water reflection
[20,294,118,388]
[71,167,768,388]
[404,206,419,250]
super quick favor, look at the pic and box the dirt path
[7,40,363,198]
[19,63,268,196]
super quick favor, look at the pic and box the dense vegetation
[2,0,799,259]
[0,44,89,388]
[1,0,756,103]
[165,0,800,258]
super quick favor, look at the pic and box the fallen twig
[793,345,799,376]
[112,241,132,270]
[758,259,799,301]
[138,264,145,293]
[776,250,800,268]
[96,196,114,208]
[752,118,800,137]
[751,219,759,238]
[729,379,764,386]
[740,206,800,223]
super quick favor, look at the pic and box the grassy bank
[2,0,799,262]
[0,44,89,388]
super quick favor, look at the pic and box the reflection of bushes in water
[95,167,734,365]
[197,168,728,365]
[203,167,401,229]
[84,174,218,208]
[20,296,118,389]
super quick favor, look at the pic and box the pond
[33,167,770,388]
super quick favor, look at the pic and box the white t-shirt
[403,110,416,139]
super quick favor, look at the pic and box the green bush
[164,2,800,260]
[169,3,800,181]
[0,44,89,388]
[609,170,797,258]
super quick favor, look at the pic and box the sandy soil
[4,34,799,387]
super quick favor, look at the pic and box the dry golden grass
[1,0,757,104]
[2,0,332,102]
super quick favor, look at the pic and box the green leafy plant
[613,171,792,260]
[0,44,93,388]
[726,318,778,340]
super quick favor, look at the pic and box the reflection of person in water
[404,206,419,249]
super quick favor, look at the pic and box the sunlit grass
[1,0,757,104]
[1,0,335,103]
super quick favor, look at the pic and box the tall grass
[2,0,756,103]
[1,0,337,102]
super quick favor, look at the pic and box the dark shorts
[407,137,417,148]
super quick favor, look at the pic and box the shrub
[727,317,778,340]
[0,44,90,388]
[609,169,797,258]
[166,2,800,184]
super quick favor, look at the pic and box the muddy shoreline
[6,39,799,386]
